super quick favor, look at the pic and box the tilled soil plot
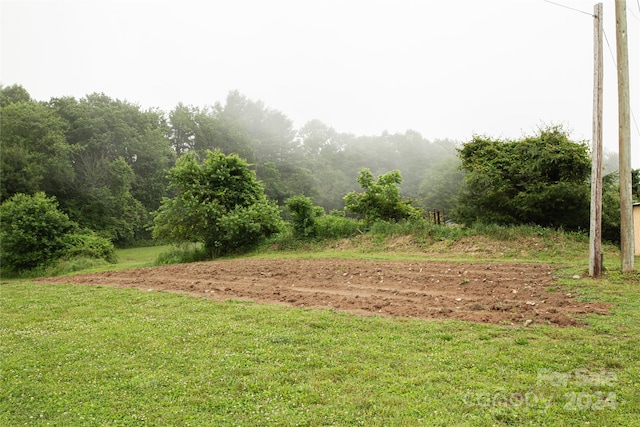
[38,259,609,327]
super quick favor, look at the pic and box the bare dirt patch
[37,259,609,327]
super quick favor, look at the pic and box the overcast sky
[1,0,638,166]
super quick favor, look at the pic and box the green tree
[153,150,283,257]
[0,98,75,202]
[256,162,317,205]
[217,91,313,204]
[64,157,148,244]
[50,94,173,243]
[456,127,591,229]
[0,84,32,107]
[344,168,420,224]
[0,193,114,272]
[168,103,198,156]
[297,119,340,158]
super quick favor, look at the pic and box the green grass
[2,272,639,425]
[1,229,639,425]
[0,246,169,281]
[115,245,171,269]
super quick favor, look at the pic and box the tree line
[1,83,637,273]
[0,84,458,245]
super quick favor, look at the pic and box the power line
[542,0,594,17]
[543,0,640,140]
[603,30,618,70]
[632,111,640,139]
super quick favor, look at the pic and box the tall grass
[368,220,588,244]
[264,219,600,264]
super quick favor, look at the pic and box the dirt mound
[37,258,609,327]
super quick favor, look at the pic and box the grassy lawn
[1,238,639,425]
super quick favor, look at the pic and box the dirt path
[37,258,609,327]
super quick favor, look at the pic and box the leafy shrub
[456,127,591,229]
[285,195,325,238]
[155,245,210,265]
[0,192,115,273]
[63,232,117,263]
[1,192,76,272]
[314,212,364,239]
[153,150,284,257]
[344,168,421,224]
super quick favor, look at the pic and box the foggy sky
[1,0,638,167]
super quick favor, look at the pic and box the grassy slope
[1,232,639,426]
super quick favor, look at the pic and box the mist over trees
[1,83,635,266]
[1,84,460,242]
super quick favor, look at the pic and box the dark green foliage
[344,169,421,224]
[2,84,461,253]
[0,193,115,272]
[0,98,74,202]
[285,195,325,239]
[0,89,289,250]
[0,193,74,271]
[50,94,174,243]
[456,127,591,230]
[152,150,283,257]
[218,92,315,206]
[63,157,148,245]
[167,93,316,207]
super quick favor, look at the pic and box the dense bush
[313,212,364,239]
[456,127,591,230]
[63,232,117,263]
[1,193,74,271]
[155,245,210,265]
[0,192,115,273]
[285,195,325,239]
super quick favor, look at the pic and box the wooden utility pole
[615,0,635,272]
[590,3,604,278]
